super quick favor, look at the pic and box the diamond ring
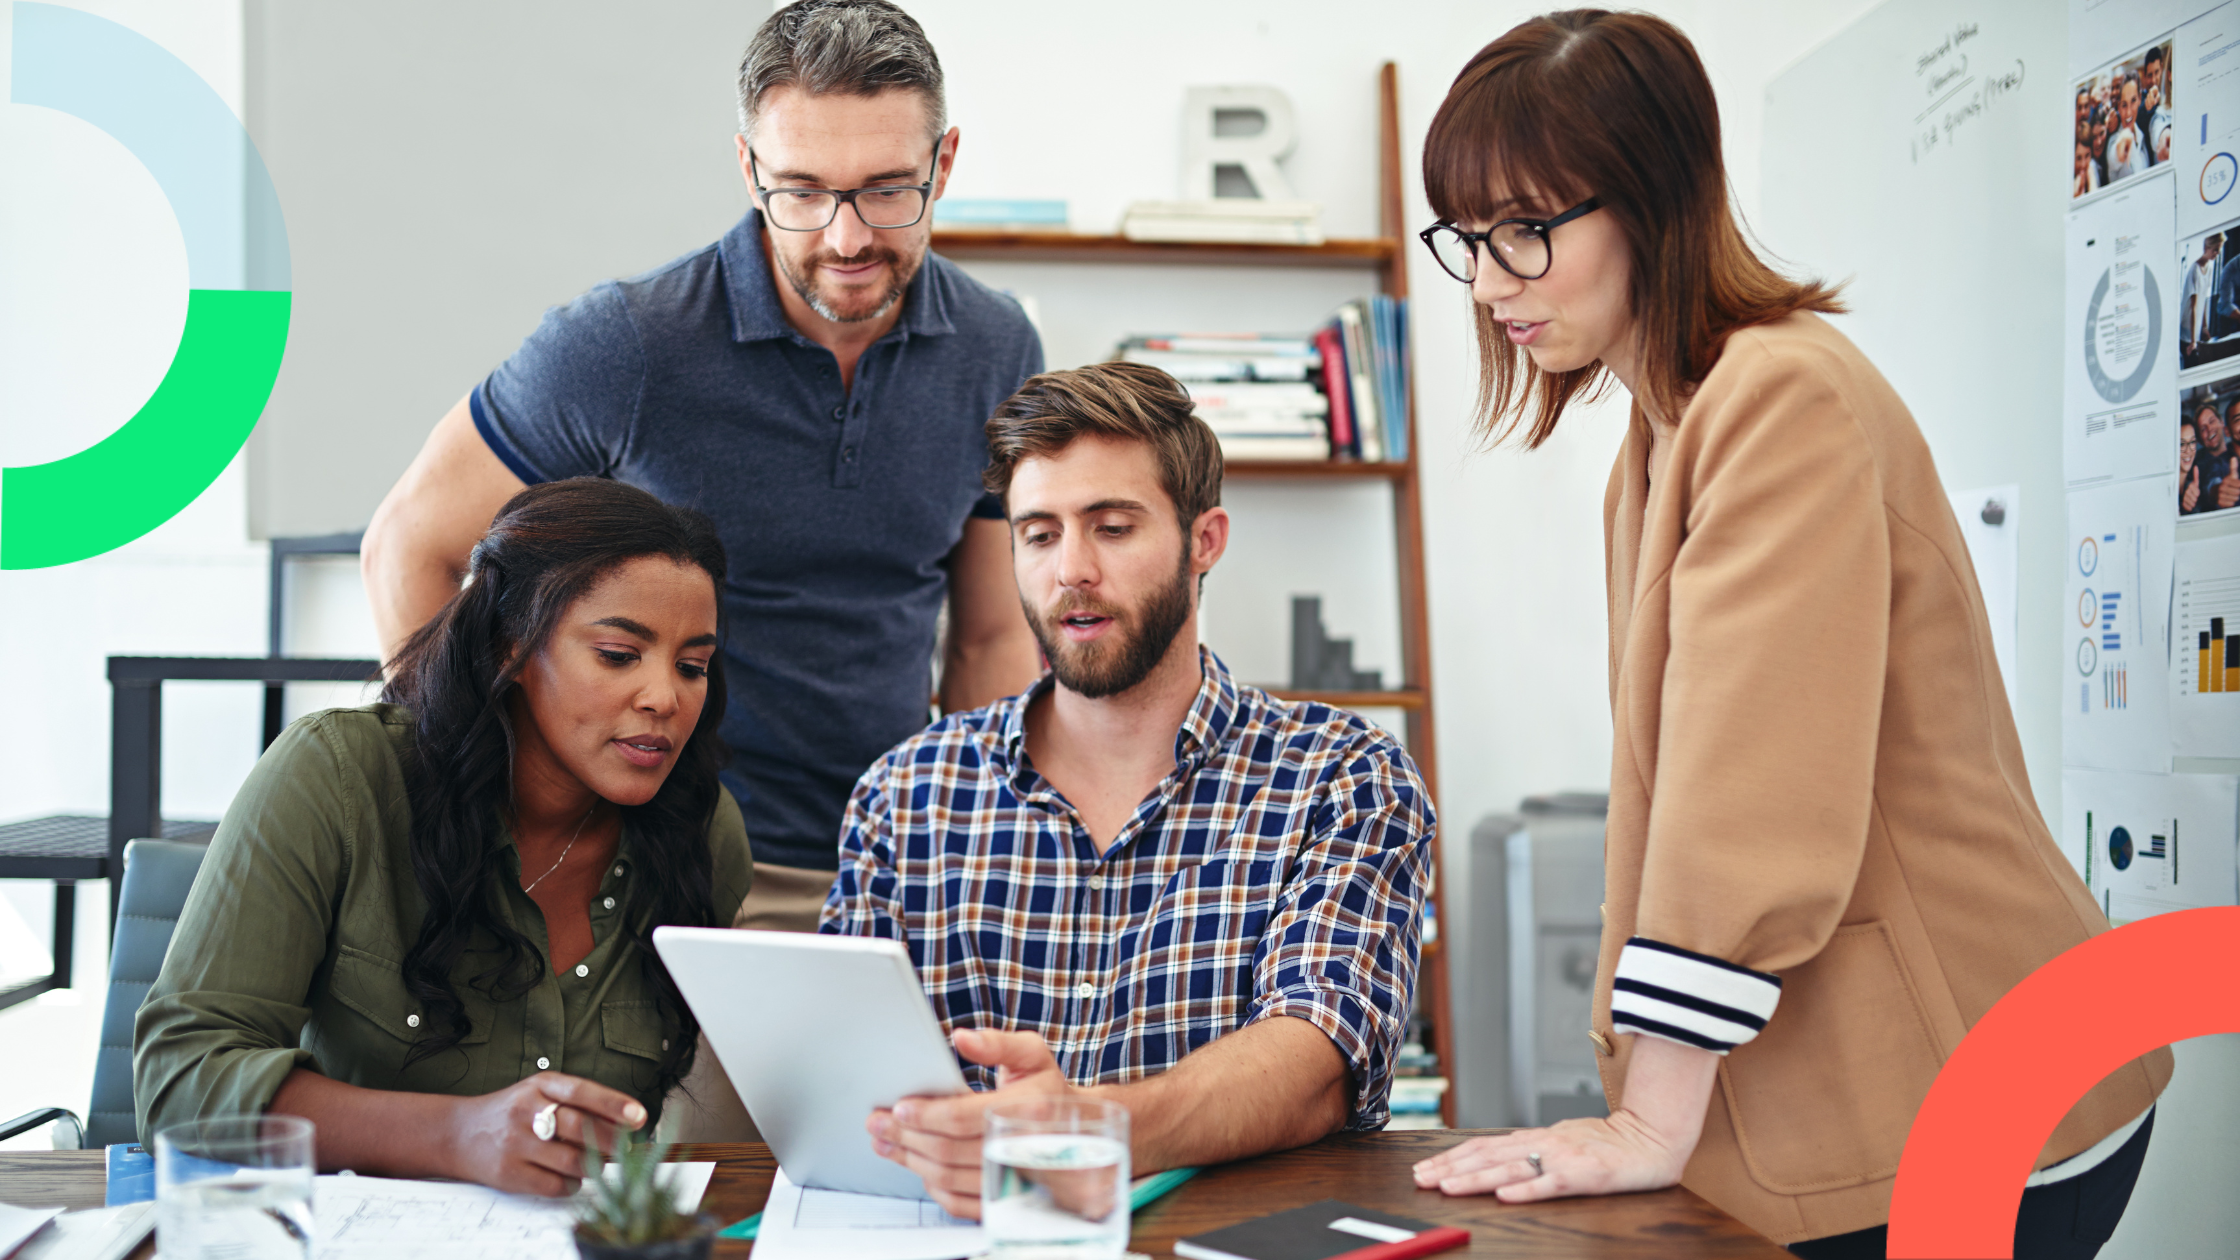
[1527,1152,1544,1176]
[532,1102,559,1142]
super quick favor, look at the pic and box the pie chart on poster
[2082,264,2162,404]
[2204,152,2238,206]
[2108,825,2134,871]
[3,3,290,569]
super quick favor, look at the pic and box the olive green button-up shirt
[134,704,752,1143]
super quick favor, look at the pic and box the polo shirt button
[575,964,590,978]
[537,1056,551,1070]
[832,406,844,419]
[1074,981,1095,1000]
[406,1014,420,1029]
[843,446,857,460]
[613,865,625,878]
[1087,874,1104,890]
[603,897,616,910]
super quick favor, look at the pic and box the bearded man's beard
[773,239,921,323]
[1025,546,1195,700]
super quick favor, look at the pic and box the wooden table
[0,1131,1787,1258]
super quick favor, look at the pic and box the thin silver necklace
[522,803,599,894]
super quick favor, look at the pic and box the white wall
[915,0,1882,852]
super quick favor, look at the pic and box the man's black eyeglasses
[749,142,941,232]
[1419,196,1604,283]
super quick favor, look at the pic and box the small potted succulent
[574,1134,721,1260]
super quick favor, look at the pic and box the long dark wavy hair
[380,477,729,1099]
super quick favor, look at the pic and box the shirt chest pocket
[320,947,493,1091]
[598,1000,670,1102]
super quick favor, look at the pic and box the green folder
[719,1166,1200,1239]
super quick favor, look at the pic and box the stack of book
[1311,296,1409,463]
[1119,333,1329,461]
[1118,199,1324,245]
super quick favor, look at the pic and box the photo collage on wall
[2064,0,2240,924]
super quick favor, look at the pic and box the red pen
[1324,1226,1472,1260]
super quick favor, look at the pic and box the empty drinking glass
[155,1115,314,1260]
[982,1097,1130,1260]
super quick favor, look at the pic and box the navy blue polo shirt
[472,210,1043,869]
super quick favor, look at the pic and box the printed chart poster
[2175,3,2240,235]
[2067,174,2180,487]
[2061,768,2240,924]
[2072,35,2179,200]
[2063,477,2175,772]
[1946,483,2021,705]
[2177,371,2240,516]
[2171,531,2240,755]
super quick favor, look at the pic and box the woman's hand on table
[1409,1109,1694,1202]
[1412,1035,1720,1204]
[445,1071,648,1196]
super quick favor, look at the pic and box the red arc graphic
[1888,906,2240,1258]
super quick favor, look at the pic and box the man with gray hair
[363,0,1044,934]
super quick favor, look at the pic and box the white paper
[0,1205,63,1258]
[1947,484,2022,705]
[2176,3,2240,235]
[13,1203,154,1260]
[2061,768,2240,922]
[750,1168,984,1260]
[311,1162,716,1260]
[2063,478,2177,771]
[2172,531,2240,755]
[2067,173,2181,487]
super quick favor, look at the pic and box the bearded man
[825,362,1436,1220]
[362,0,1043,930]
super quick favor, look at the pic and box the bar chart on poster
[2172,531,2240,754]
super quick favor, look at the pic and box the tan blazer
[1595,313,2170,1244]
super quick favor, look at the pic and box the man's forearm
[363,540,467,664]
[938,631,1042,712]
[1090,1015,1351,1173]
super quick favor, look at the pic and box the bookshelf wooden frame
[940,64,1452,1127]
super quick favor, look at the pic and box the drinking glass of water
[155,1115,314,1260]
[982,1097,1130,1260]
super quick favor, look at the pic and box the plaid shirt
[822,648,1433,1128]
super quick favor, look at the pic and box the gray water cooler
[1446,792,1610,1129]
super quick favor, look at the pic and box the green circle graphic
[4,2,291,569]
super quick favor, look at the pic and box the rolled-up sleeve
[1245,741,1434,1129]
[1627,343,1891,1052]
[133,719,355,1141]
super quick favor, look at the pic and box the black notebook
[1174,1200,1444,1260]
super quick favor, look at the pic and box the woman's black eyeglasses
[749,142,941,232]
[1419,196,1604,283]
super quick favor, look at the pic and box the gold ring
[533,1102,559,1142]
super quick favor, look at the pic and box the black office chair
[0,839,209,1148]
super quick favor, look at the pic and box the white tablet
[651,927,969,1199]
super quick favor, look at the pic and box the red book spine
[1315,324,1354,458]
[1325,1226,1471,1260]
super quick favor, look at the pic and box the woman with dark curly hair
[136,477,749,1195]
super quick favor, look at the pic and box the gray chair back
[87,839,208,1147]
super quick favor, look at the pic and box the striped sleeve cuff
[1610,937,1782,1054]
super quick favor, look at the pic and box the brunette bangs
[1422,9,1844,448]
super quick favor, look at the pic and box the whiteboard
[1760,0,2068,822]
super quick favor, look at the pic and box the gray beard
[775,246,917,325]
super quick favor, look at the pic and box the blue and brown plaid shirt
[821,648,1434,1128]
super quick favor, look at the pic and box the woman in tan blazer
[1404,13,2171,1259]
